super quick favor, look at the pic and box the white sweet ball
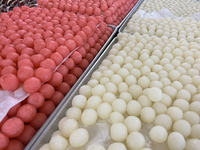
[163,86,177,99]
[140,107,156,123]
[126,131,145,150]
[138,95,152,107]
[167,107,183,122]
[111,74,123,85]
[147,72,159,81]
[109,63,121,73]
[176,89,191,101]
[111,123,128,142]
[112,56,124,66]
[97,103,112,119]
[79,85,92,98]
[184,84,197,96]
[141,148,152,150]
[179,75,192,86]
[102,92,116,104]
[173,119,191,138]
[66,107,82,121]
[52,130,62,138]
[88,79,99,88]
[107,143,127,150]
[173,99,189,112]
[138,76,150,89]
[72,95,87,109]
[160,93,172,107]
[58,117,67,131]
[102,70,114,78]
[119,92,132,103]
[167,132,185,150]
[147,87,162,102]
[89,144,106,150]
[154,114,173,131]
[132,60,143,69]
[69,128,89,148]
[130,68,141,79]
[124,116,141,133]
[118,82,129,93]
[127,100,142,116]
[117,68,130,80]
[183,111,200,126]
[189,101,200,115]
[81,109,97,126]
[150,81,163,89]
[129,84,143,99]
[191,94,200,102]
[125,75,137,86]
[112,99,126,114]
[168,70,181,82]
[92,84,106,97]
[49,135,69,150]
[87,96,102,110]
[105,82,118,94]
[92,71,103,81]
[39,144,50,150]
[149,126,168,143]
[185,139,200,150]
[158,70,168,79]
[60,119,78,138]
[110,112,124,124]
[140,66,151,76]
[191,124,200,139]
[160,78,171,87]
[152,102,167,115]
[171,81,183,91]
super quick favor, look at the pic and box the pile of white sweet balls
[139,0,200,17]
[40,32,200,150]
[126,12,200,43]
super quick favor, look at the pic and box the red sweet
[22,37,34,48]
[5,30,15,38]
[82,26,93,36]
[7,103,21,117]
[17,125,36,145]
[6,52,19,63]
[94,8,101,16]
[70,67,83,78]
[1,66,17,76]
[73,35,84,47]
[0,74,19,91]
[101,3,108,11]
[38,101,55,117]
[27,92,45,109]
[49,91,64,106]
[2,117,24,138]
[77,47,86,57]
[30,54,44,68]
[65,40,77,52]
[0,133,9,150]
[70,51,82,64]
[17,66,34,83]
[89,48,98,56]
[56,65,68,76]
[18,58,34,68]
[63,58,75,70]
[77,31,87,42]
[21,48,35,56]
[39,48,53,58]
[64,73,77,87]
[15,44,27,54]
[5,139,24,150]
[94,43,102,51]
[56,82,70,95]
[40,58,56,72]
[29,112,47,129]
[53,33,63,39]
[64,33,73,40]
[56,45,70,58]
[84,53,94,63]
[0,115,8,130]
[72,25,81,34]
[79,5,86,14]
[34,41,46,54]
[39,83,55,99]
[78,59,89,70]
[48,72,63,87]
[1,46,16,58]
[50,52,63,66]
[8,34,20,42]
[17,104,37,123]
[46,40,58,52]
[87,37,96,47]
[77,20,87,28]
[23,77,42,93]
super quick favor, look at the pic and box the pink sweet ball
[0,74,20,91]
[23,77,42,93]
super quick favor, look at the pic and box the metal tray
[24,25,117,150]
[118,0,144,32]
[27,37,118,150]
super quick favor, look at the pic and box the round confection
[118,82,129,93]
[49,135,69,150]
[162,86,177,99]
[59,118,78,138]
[129,84,143,99]
[166,106,183,122]
[69,128,89,148]
[92,84,107,97]
[147,87,163,102]
[110,123,128,142]
[86,96,102,110]
[173,99,189,112]
[110,112,124,124]
[89,144,106,150]
[112,99,126,114]
[149,126,168,143]
[173,119,191,138]
[107,143,127,150]
[124,116,141,133]
[176,89,191,101]
[79,85,92,98]
[126,131,145,150]
[189,101,200,115]
[185,139,200,150]
[154,114,173,131]
[105,82,118,94]
[152,102,167,115]
[119,92,132,103]
[102,92,116,104]
[138,95,152,107]
[140,107,156,123]
[160,93,172,107]
[127,100,142,116]
[66,107,82,121]
[97,103,112,119]
[167,132,185,150]
[190,124,200,139]
[138,76,150,89]
[72,95,87,109]
[81,109,97,125]
[183,111,199,126]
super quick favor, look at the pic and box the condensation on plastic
[0,22,111,123]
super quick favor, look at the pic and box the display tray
[118,0,144,32]
[24,25,117,150]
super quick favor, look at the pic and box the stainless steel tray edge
[118,0,144,32]
[24,25,117,150]
[29,37,118,150]
[117,0,144,29]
